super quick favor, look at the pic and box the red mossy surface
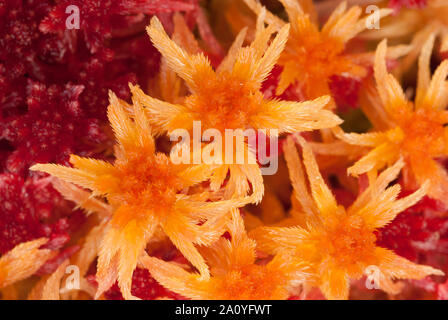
[2,80,106,174]
[39,0,196,54]
[328,75,361,112]
[377,194,448,262]
[0,173,86,254]
[103,268,184,300]
[389,0,427,12]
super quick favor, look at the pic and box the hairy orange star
[250,135,443,300]
[244,0,400,108]
[141,209,308,300]
[31,93,248,300]
[335,35,448,206]
[131,14,341,202]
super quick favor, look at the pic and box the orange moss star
[131,14,341,201]
[250,135,443,300]
[141,209,308,300]
[244,0,398,107]
[31,93,248,300]
[335,35,448,206]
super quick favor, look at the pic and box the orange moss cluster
[336,35,448,206]
[251,136,441,299]
[3,0,448,301]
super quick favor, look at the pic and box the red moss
[0,173,85,254]
[2,80,106,174]
[104,268,184,300]
[329,75,361,112]
[436,280,448,299]
[40,0,196,53]
[376,196,448,261]
[389,0,427,12]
